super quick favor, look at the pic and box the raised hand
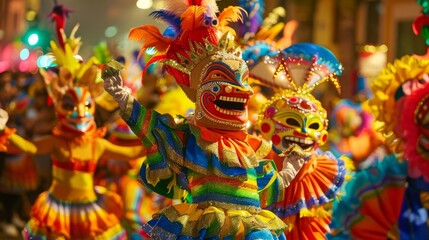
[277,143,308,188]
[101,60,130,110]
[0,108,9,131]
[280,143,312,159]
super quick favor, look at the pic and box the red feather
[188,0,203,6]
[129,25,172,58]
[181,6,206,32]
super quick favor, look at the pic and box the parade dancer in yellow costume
[0,3,148,239]
[101,0,308,239]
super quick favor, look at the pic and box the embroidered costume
[101,0,307,239]
[246,42,348,239]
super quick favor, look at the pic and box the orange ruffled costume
[0,3,148,238]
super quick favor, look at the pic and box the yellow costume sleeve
[97,138,146,161]
[1,128,56,155]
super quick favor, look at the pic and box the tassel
[315,206,331,219]
[299,208,314,217]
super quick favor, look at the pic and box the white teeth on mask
[214,95,247,115]
[219,96,247,103]
[284,136,314,145]
[215,107,243,116]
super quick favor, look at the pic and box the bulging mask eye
[85,101,92,110]
[211,19,218,26]
[62,102,75,111]
[309,122,320,129]
[212,85,220,93]
[286,118,300,127]
[204,19,211,26]
[62,96,75,111]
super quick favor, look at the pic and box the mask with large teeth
[258,91,328,156]
[193,55,254,131]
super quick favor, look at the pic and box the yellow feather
[77,56,97,82]
[256,22,285,40]
[218,6,245,27]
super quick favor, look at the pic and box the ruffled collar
[53,122,106,144]
[188,123,262,168]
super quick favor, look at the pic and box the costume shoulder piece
[369,55,429,180]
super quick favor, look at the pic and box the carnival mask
[56,86,95,133]
[194,55,253,131]
[248,43,341,156]
[259,93,328,156]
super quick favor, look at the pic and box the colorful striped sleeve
[120,96,160,149]
[121,96,188,200]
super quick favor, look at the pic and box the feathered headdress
[49,0,73,50]
[128,0,245,102]
[41,2,101,105]
[238,0,265,37]
[239,3,297,78]
[237,1,298,51]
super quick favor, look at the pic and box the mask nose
[225,85,254,95]
[301,118,308,133]
[77,104,86,118]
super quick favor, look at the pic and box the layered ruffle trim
[141,203,286,239]
[329,154,407,238]
[282,208,331,238]
[268,151,346,218]
[22,186,125,239]
[23,221,126,240]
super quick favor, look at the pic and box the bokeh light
[105,26,118,38]
[136,0,153,10]
[27,33,39,46]
[20,48,30,60]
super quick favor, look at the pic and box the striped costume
[121,97,289,239]
[22,142,127,239]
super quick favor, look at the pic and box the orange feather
[181,6,206,32]
[218,6,245,27]
[129,25,172,58]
